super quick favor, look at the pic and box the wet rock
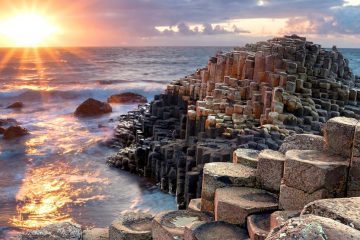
[301,197,360,231]
[107,92,147,104]
[7,101,23,109]
[215,187,278,226]
[75,98,112,116]
[17,222,82,240]
[152,210,212,240]
[109,211,153,240]
[83,228,108,240]
[186,221,249,240]
[3,125,29,140]
[266,215,360,240]
[0,127,5,134]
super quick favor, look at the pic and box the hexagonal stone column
[269,211,300,231]
[109,212,153,240]
[348,122,360,196]
[280,150,349,210]
[247,213,271,240]
[201,162,257,213]
[184,221,249,240]
[233,148,260,168]
[257,150,285,192]
[188,198,201,212]
[324,117,358,158]
[152,210,212,240]
[214,187,278,226]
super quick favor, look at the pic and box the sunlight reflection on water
[10,162,109,229]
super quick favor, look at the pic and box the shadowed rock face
[75,98,112,116]
[107,92,147,104]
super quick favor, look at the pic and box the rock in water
[107,92,147,104]
[6,101,24,109]
[3,125,29,139]
[17,222,82,240]
[75,98,112,116]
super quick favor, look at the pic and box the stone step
[83,228,109,240]
[233,148,260,168]
[301,197,360,231]
[184,221,249,240]
[152,210,213,240]
[267,215,360,240]
[214,187,278,226]
[280,149,349,210]
[109,212,153,240]
[256,149,285,193]
[201,162,257,213]
[247,213,271,240]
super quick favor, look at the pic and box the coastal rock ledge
[18,35,360,239]
[107,92,147,104]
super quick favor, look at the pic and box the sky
[0,0,359,47]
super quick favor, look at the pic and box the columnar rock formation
[17,35,360,239]
[107,35,360,210]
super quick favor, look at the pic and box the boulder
[0,127,5,134]
[75,98,112,116]
[107,92,147,104]
[266,215,360,240]
[3,125,29,139]
[7,101,24,109]
[214,187,278,226]
[109,211,153,240]
[17,222,82,240]
[301,197,360,231]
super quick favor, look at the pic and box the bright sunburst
[0,13,59,47]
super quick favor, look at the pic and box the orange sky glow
[0,0,359,47]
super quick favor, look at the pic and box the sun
[0,13,59,47]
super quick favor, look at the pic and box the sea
[0,47,359,238]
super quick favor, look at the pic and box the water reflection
[10,161,108,229]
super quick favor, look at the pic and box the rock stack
[107,34,360,210]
